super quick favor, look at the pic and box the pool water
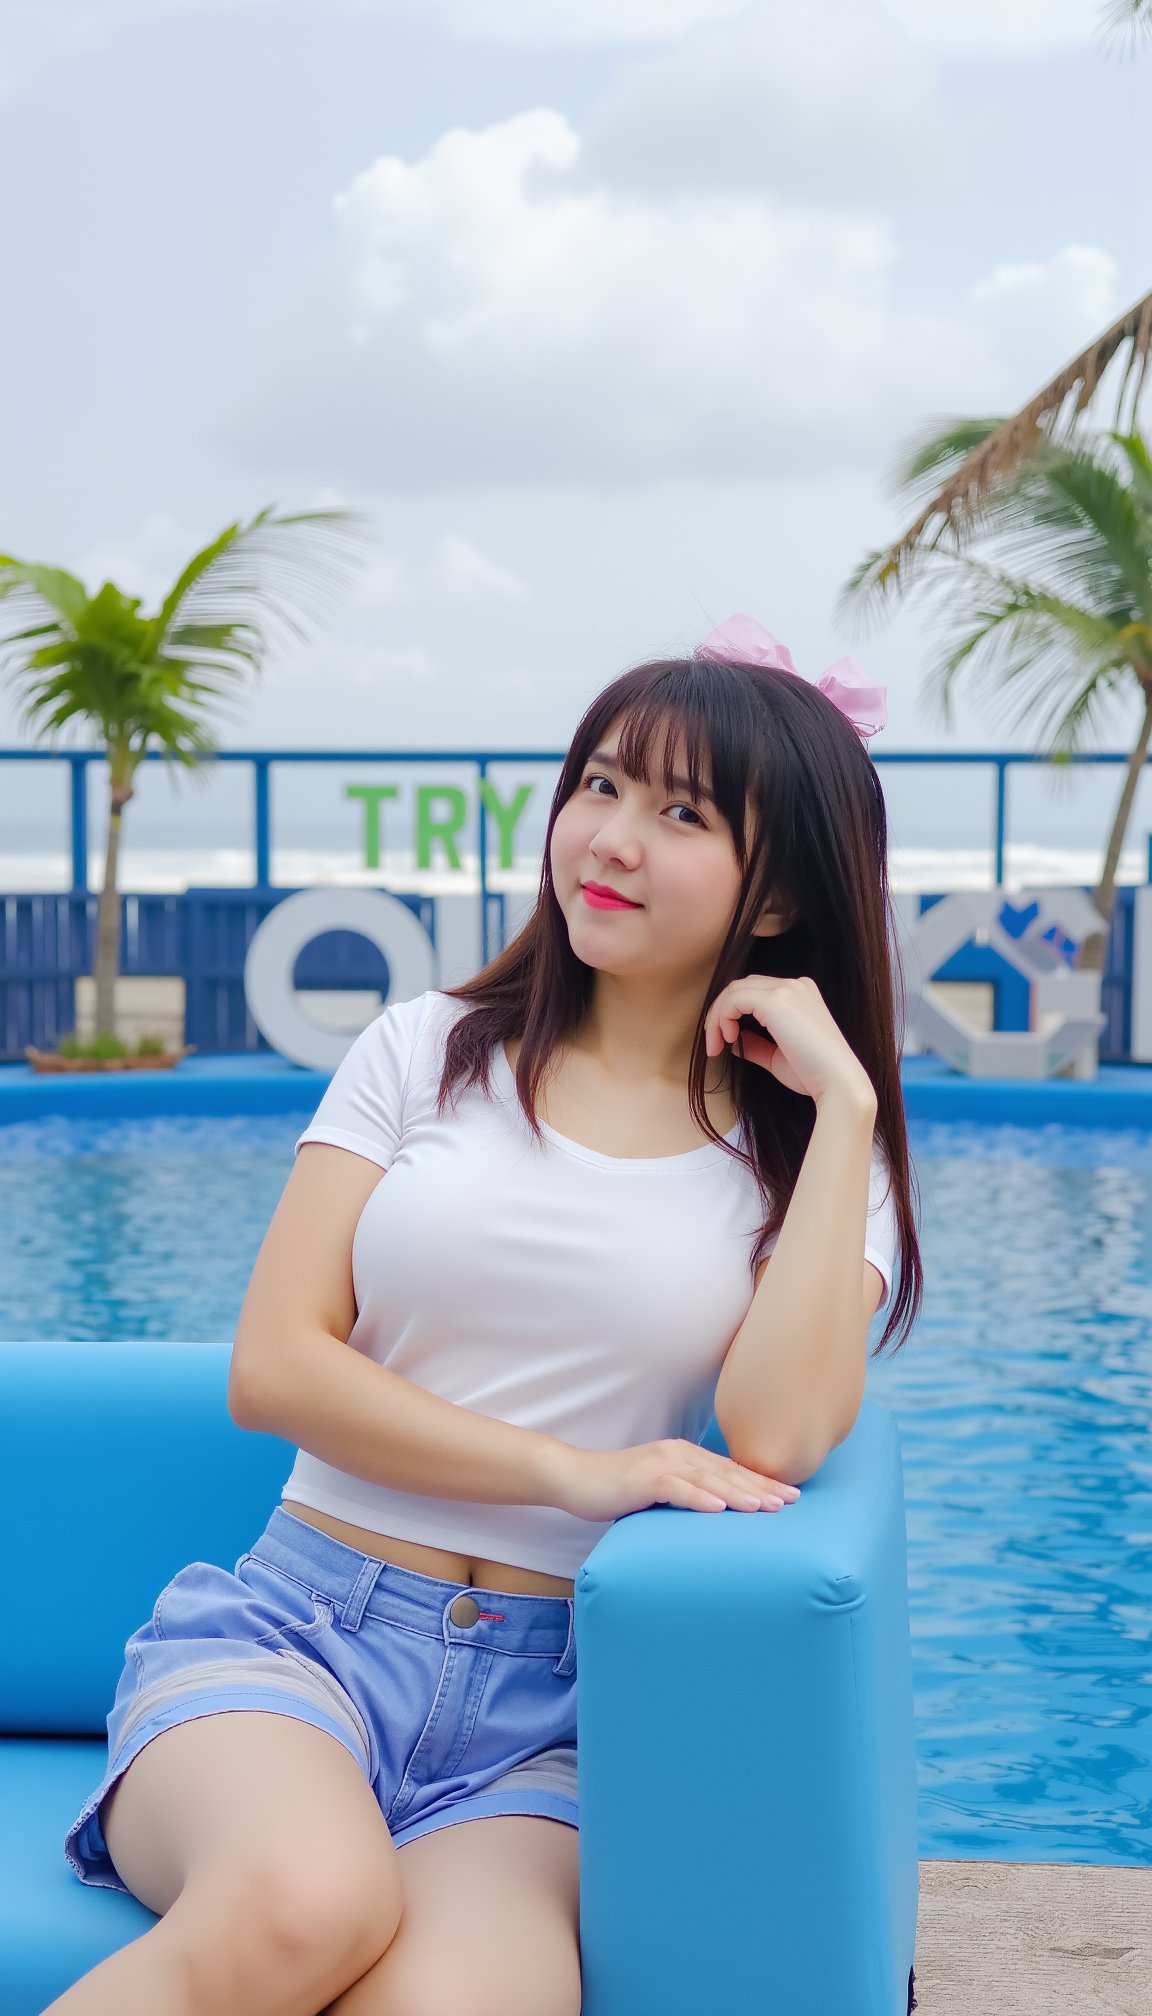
[3,1110,1151,1865]
[1,1112,304,1344]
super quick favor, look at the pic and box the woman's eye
[581,774,704,825]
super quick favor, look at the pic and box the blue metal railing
[5,747,517,908]
[3,744,1151,898]
[1,745,1149,1062]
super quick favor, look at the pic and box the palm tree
[842,425,1152,977]
[836,0,1152,986]
[0,505,373,1041]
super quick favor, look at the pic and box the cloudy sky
[1,0,1150,874]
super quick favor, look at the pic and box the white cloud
[0,0,1110,100]
[430,534,531,601]
[570,0,950,206]
[963,246,1118,384]
[222,105,1120,494]
[270,636,440,691]
[353,534,531,606]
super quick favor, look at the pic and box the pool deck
[918,1858,1151,2013]
[1,1050,1150,1122]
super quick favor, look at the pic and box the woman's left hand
[704,975,876,1108]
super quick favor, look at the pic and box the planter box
[24,1045,197,1075]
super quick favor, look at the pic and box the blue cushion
[0,1741,157,2008]
[1,1341,293,1734]
[0,1340,918,2014]
[576,1402,919,2013]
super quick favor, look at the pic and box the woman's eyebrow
[585,747,717,809]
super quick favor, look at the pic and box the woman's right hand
[550,1438,802,1523]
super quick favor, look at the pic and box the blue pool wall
[1,1051,1149,1127]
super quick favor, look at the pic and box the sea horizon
[2,841,1149,895]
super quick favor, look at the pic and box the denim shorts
[64,1504,579,1894]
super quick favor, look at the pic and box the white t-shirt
[282,988,898,1579]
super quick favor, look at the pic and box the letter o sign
[244,888,435,1070]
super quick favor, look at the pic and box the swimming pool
[2,1107,1150,1866]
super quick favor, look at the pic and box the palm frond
[886,416,1008,508]
[837,522,973,631]
[838,416,1032,627]
[0,507,377,770]
[849,287,1152,595]
[1111,427,1152,523]
[0,560,90,630]
[952,435,1152,623]
[917,554,1144,756]
[150,504,375,682]
[1099,0,1152,49]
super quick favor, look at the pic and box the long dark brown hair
[434,647,923,1358]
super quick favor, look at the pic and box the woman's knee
[186,1846,403,1995]
[102,1710,402,1972]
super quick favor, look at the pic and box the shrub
[88,1030,128,1060]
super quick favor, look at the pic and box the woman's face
[549,713,753,987]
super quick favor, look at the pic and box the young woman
[56,613,922,2016]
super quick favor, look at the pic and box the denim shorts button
[450,1595,480,1628]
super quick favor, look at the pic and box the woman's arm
[713,1084,883,1484]
[229,1142,571,1508]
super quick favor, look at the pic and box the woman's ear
[751,899,795,939]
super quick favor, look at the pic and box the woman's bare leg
[45,1711,403,2016]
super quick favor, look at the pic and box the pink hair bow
[696,611,887,742]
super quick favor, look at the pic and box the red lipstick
[582,882,641,910]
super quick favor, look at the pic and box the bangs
[596,672,758,868]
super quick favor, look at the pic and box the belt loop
[339,1556,384,1634]
[553,1598,577,1679]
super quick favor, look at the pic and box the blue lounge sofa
[1,1339,919,2014]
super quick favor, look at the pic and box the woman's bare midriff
[281,1501,576,1598]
